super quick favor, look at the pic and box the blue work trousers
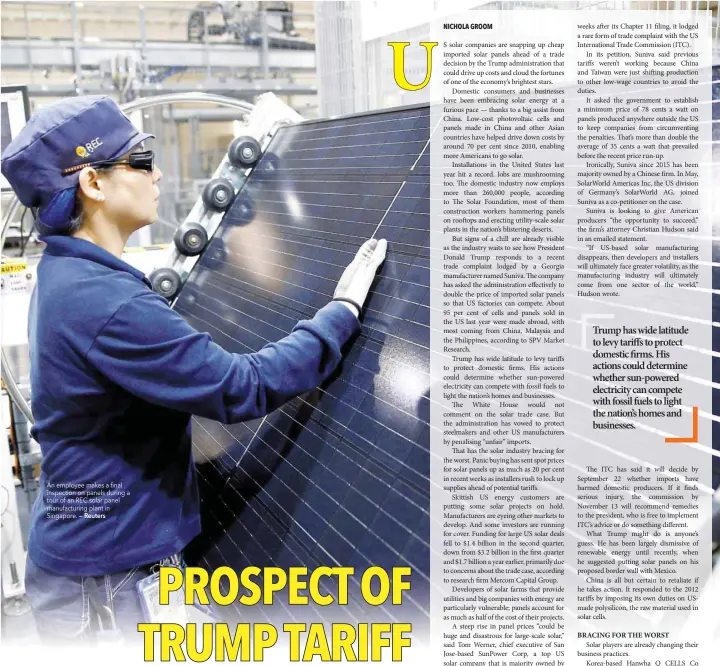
[24,555,162,645]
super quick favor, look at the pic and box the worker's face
[83,143,163,233]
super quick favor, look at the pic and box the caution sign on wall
[1,259,34,294]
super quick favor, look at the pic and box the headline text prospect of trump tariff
[428,10,714,666]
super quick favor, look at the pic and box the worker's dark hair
[37,163,115,236]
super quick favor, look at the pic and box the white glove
[333,238,387,317]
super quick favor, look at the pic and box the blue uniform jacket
[26,235,361,576]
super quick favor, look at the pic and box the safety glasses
[62,150,155,175]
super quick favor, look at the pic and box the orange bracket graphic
[665,406,699,443]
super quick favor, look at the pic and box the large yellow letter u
[387,41,438,91]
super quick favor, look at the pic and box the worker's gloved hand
[333,238,387,317]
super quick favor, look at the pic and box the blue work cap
[0,95,154,233]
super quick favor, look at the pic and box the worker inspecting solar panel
[0,95,388,645]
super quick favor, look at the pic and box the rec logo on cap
[76,137,103,158]
[0,95,155,232]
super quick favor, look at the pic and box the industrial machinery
[187,2,312,48]
[147,92,303,300]
[1,398,33,618]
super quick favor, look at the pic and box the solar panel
[176,105,431,627]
